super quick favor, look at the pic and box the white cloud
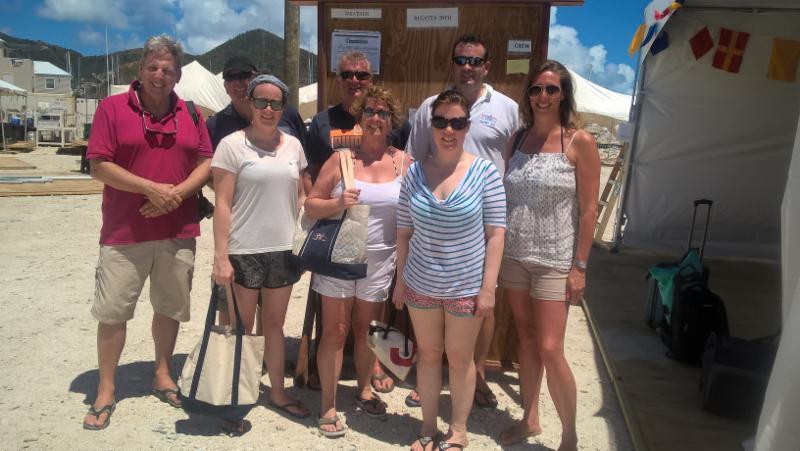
[77,28,104,46]
[174,0,318,54]
[38,0,129,28]
[547,7,635,94]
[37,0,176,31]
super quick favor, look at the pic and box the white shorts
[312,247,396,302]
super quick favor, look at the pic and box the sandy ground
[0,150,630,450]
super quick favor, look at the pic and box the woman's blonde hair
[350,85,403,129]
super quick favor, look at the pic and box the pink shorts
[404,285,476,317]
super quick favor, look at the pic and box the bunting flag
[651,32,670,55]
[629,24,646,57]
[767,38,800,82]
[654,1,683,20]
[690,27,714,60]
[712,28,750,73]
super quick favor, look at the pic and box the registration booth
[291,0,583,380]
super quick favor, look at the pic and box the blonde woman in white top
[305,86,410,438]
[498,61,600,451]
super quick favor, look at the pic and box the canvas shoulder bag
[292,149,369,280]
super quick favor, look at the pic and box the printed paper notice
[406,8,458,28]
[508,40,532,54]
[331,30,382,74]
[506,59,530,75]
[331,8,382,20]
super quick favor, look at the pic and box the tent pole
[612,49,648,251]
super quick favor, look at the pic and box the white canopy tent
[567,68,632,131]
[618,2,800,449]
[0,80,27,149]
[620,1,800,259]
[110,60,229,117]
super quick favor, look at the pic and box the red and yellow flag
[767,38,800,82]
[712,28,750,73]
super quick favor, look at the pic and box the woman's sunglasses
[251,98,284,111]
[527,84,562,98]
[431,116,469,130]
[339,71,372,81]
[363,107,392,119]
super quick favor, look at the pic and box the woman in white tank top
[498,61,600,450]
[304,86,410,437]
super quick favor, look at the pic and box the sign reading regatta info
[406,8,459,28]
[331,8,382,20]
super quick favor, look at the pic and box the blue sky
[1,0,649,93]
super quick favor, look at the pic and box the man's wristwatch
[573,259,588,272]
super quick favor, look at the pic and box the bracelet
[573,259,588,271]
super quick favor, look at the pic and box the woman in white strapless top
[304,86,411,437]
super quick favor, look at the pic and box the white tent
[618,2,800,449]
[620,1,800,259]
[568,68,632,130]
[109,60,229,116]
[0,80,27,149]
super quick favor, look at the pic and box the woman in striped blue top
[394,90,506,451]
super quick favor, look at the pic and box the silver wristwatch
[573,259,588,271]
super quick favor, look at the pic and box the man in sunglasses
[207,55,307,151]
[405,34,520,411]
[306,51,410,181]
[83,35,213,430]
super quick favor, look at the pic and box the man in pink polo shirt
[82,35,212,431]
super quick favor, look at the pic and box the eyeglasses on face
[431,116,469,130]
[141,111,178,136]
[251,98,284,111]
[363,107,392,119]
[224,71,254,82]
[527,84,562,98]
[452,56,486,67]
[339,71,372,81]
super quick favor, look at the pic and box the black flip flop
[83,401,116,430]
[152,387,182,408]
[268,399,310,419]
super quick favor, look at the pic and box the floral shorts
[404,285,476,318]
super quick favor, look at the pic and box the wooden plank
[584,249,781,451]
[0,157,36,170]
[0,179,103,196]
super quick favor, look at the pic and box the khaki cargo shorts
[91,238,196,324]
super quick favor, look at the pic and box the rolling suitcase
[645,199,713,330]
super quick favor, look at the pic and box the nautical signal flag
[767,39,800,82]
[651,32,669,56]
[690,27,714,60]
[712,28,750,73]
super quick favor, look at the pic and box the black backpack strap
[186,100,199,126]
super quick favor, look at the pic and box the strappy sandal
[317,414,347,438]
[437,442,465,450]
[354,393,387,418]
[412,435,437,451]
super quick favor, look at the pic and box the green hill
[0,29,317,96]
